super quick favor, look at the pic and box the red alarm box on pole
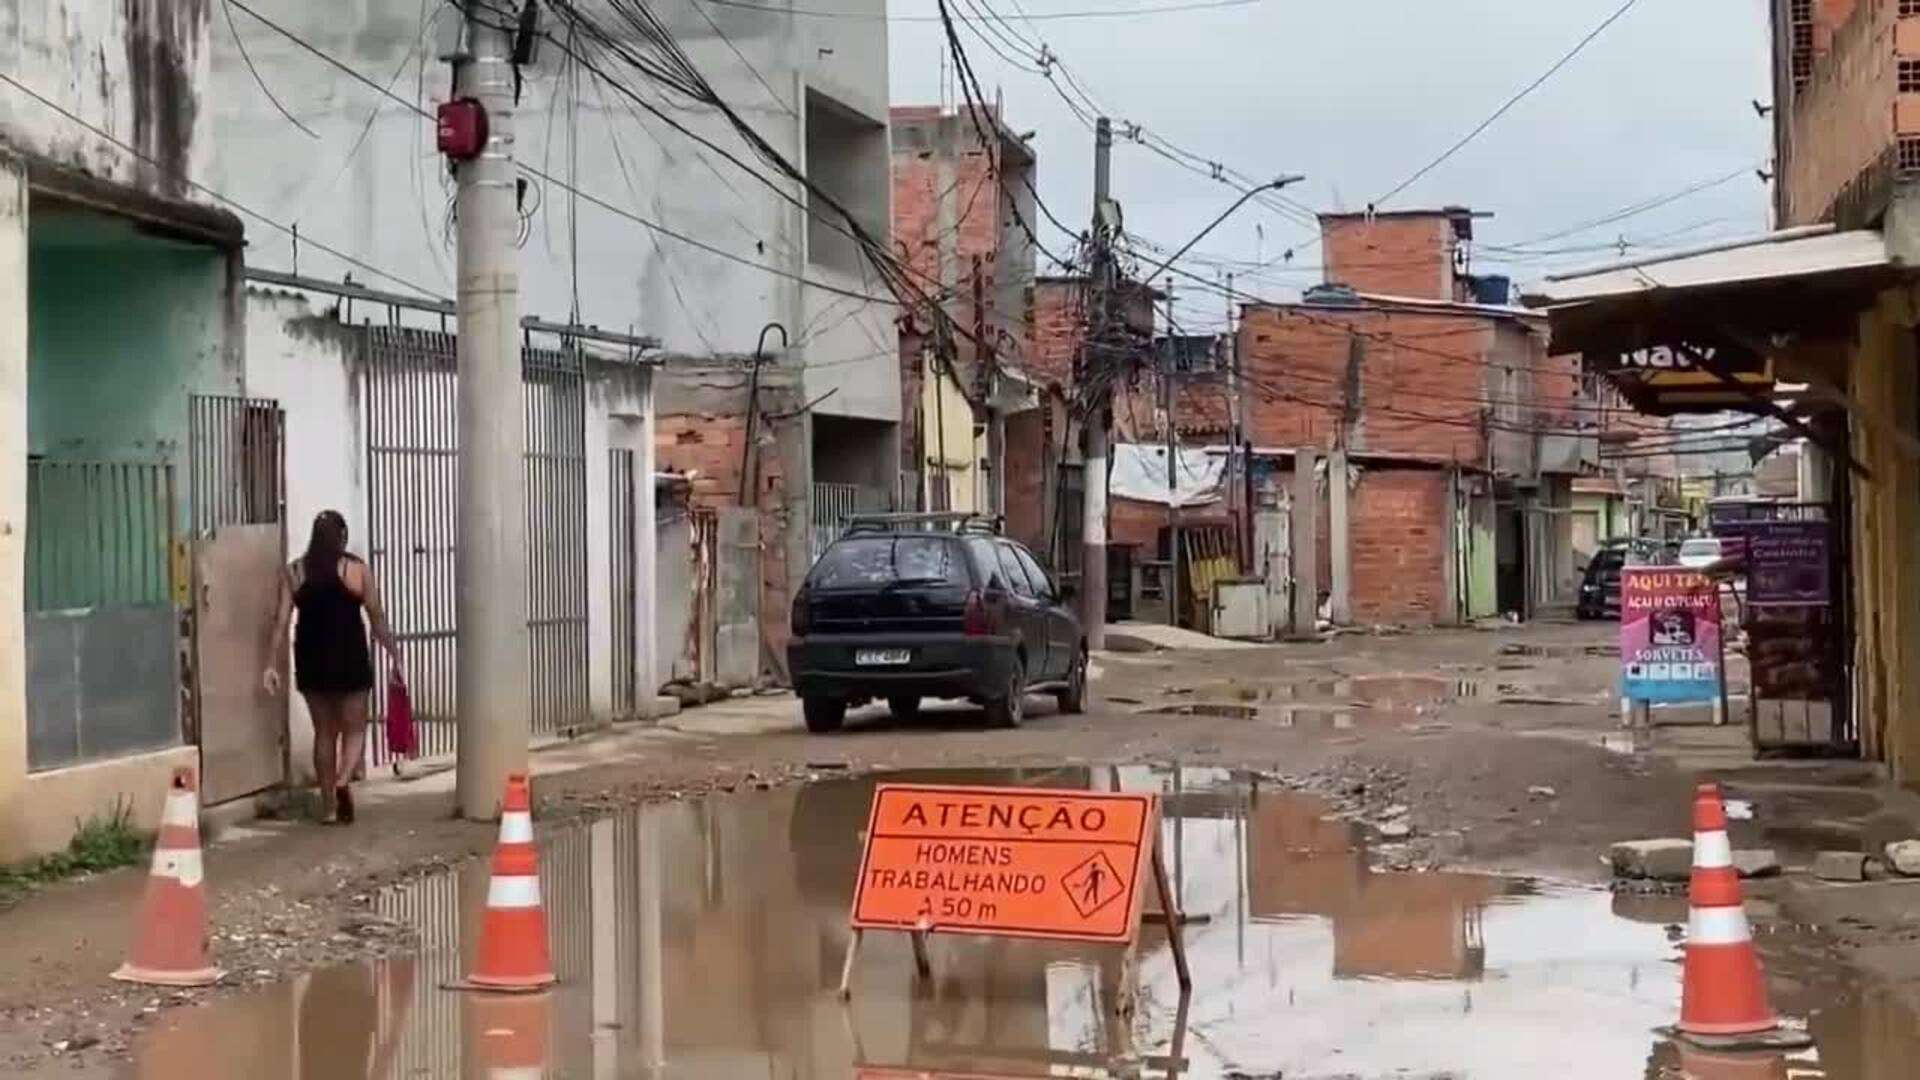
[437,98,488,161]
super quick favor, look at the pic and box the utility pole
[1080,118,1114,649]
[453,11,530,820]
[1162,277,1180,629]
[974,256,1003,517]
[1226,269,1248,570]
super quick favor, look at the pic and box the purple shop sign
[1747,520,1828,606]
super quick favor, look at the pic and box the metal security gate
[362,328,592,765]
[525,346,590,736]
[188,395,289,805]
[609,448,638,719]
[364,327,460,763]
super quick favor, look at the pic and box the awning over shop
[1522,225,1901,418]
[1528,226,1889,305]
[1521,226,1910,478]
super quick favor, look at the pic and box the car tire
[888,696,922,722]
[985,657,1026,730]
[1054,644,1088,714]
[802,696,846,734]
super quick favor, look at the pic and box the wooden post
[1153,843,1193,993]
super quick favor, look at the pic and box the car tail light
[963,589,997,636]
[791,590,811,636]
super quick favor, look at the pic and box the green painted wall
[1466,516,1498,620]
[24,206,238,608]
[26,208,237,482]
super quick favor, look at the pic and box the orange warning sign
[849,784,1158,943]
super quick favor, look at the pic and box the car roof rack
[843,511,1004,536]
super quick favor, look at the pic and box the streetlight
[1137,175,1306,286]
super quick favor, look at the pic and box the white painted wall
[245,292,661,763]
[584,362,657,720]
[242,289,366,782]
[203,0,896,421]
[0,0,217,204]
[0,157,31,860]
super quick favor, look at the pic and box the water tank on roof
[1468,275,1512,306]
[1302,283,1362,307]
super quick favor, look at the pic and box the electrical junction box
[437,99,488,161]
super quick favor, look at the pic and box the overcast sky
[884,0,1774,327]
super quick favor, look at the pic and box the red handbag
[385,673,417,759]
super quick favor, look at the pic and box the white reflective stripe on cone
[1693,830,1733,869]
[491,1068,545,1080]
[159,793,199,829]
[488,875,543,910]
[499,813,534,845]
[1689,905,1753,946]
[153,848,205,889]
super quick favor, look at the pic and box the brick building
[1116,209,1594,627]
[891,104,1040,521]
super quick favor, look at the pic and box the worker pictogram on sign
[1061,850,1124,920]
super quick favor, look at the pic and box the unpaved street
[2,621,1918,1076]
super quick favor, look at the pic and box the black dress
[293,556,376,695]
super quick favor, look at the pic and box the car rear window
[808,536,968,589]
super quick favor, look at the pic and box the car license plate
[856,648,911,666]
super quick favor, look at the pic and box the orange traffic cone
[1673,782,1809,1050]
[463,988,552,1078]
[113,767,222,987]
[460,773,555,992]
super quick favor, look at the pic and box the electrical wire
[0,69,447,301]
[1374,0,1645,207]
[219,0,318,138]
[1481,166,1760,254]
[695,0,1262,21]
[207,5,912,306]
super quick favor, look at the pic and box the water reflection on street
[123,767,1911,1078]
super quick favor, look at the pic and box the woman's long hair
[303,510,349,586]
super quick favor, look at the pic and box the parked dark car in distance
[1577,537,1676,620]
[787,514,1087,733]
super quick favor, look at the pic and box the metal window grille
[1904,60,1920,93]
[1902,136,1920,174]
[813,481,865,562]
[1790,0,1814,90]
[1903,0,1920,17]
[25,460,177,611]
[189,396,286,534]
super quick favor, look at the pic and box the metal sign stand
[838,836,1192,1004]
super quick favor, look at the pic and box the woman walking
[265,510,402,824]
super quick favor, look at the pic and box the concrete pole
[1080,118,1114,648]
[1329,450,1352,625]
[454,15,530,820]
[0,161,28,861]
[1291,449,1319,638]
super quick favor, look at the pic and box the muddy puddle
[1145,674,1481,730]
[124,768,1906,1078]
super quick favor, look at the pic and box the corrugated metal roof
[1524,226,1890,306]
